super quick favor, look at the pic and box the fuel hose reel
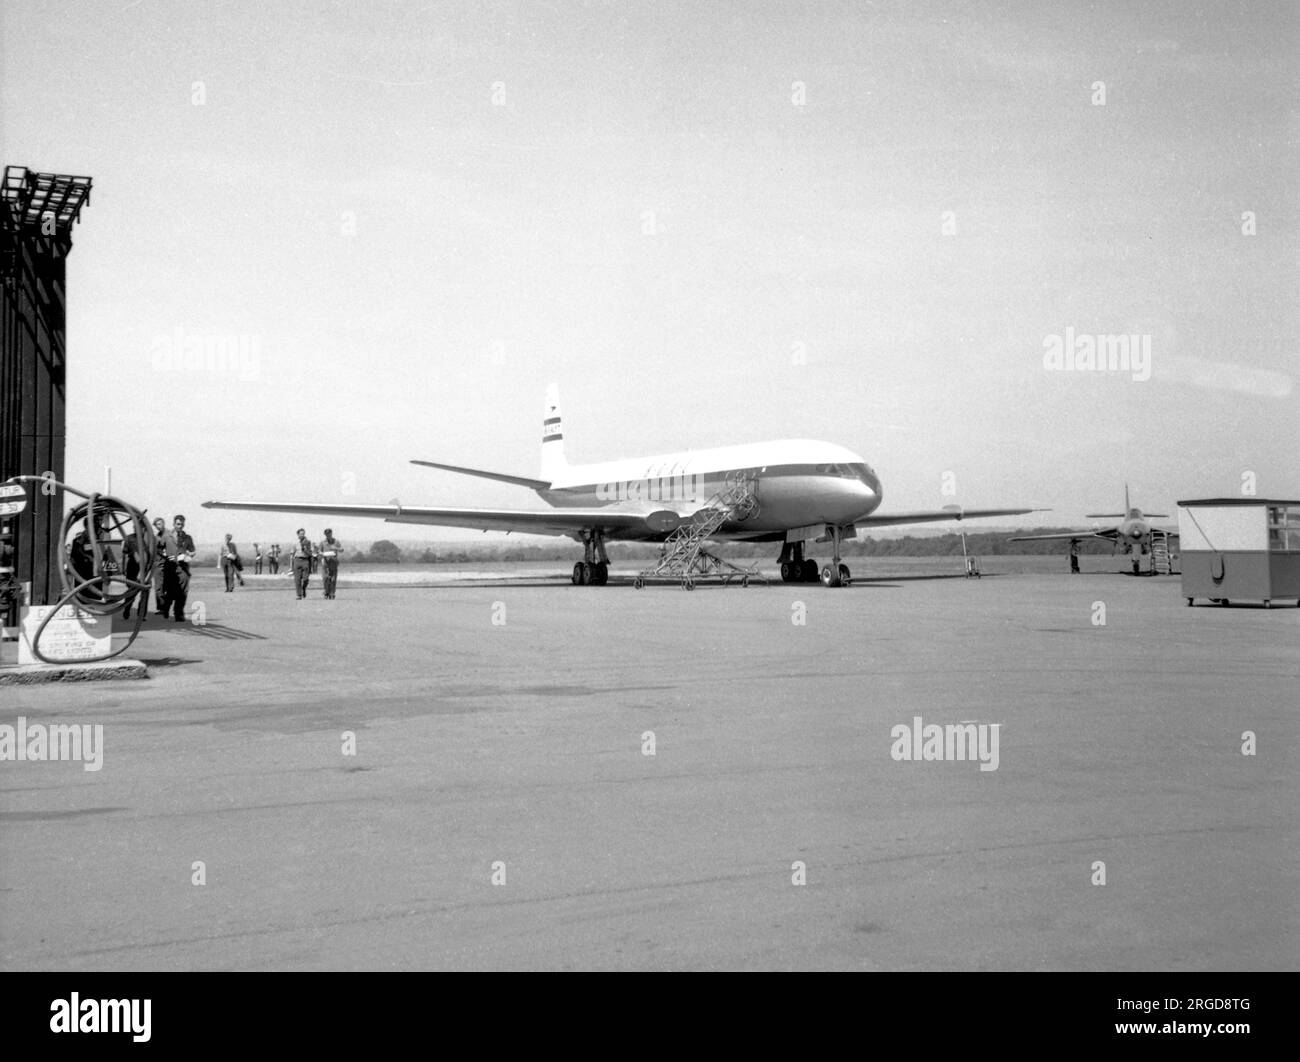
[3,476,157,665]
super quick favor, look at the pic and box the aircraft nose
[853,467,881,513]
[859,467,881,499]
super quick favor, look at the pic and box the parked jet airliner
[204,386,1042,587]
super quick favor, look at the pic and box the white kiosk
[1176,498,1300,608]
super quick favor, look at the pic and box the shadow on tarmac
[134,656,205,669]
[150,623,266,640]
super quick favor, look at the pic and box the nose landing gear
[821,563,851,588]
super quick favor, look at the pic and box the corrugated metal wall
[1,196,72,606]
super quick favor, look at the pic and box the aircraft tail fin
[1086,484,1134,519]
[541,383,568,481]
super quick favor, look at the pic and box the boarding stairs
[634,472,764,590]
[1149,529,1174,575]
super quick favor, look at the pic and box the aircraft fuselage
[535,439,882,537]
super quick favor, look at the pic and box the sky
[3,0,1296,546]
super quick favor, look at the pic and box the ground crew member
[122,523,153,620]
[291,528,314,599]
[150,517,170,616]
[318,528,342,599]
[69,510,117,603]
[268,543,280,575]
[1069,538,1080,574]
[222,533,245,592]
[166,514,196,621]
[253,542,263,575]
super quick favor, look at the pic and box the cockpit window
[815,462,876,483]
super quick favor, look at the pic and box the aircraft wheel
[591,562,608,586]
[838,563,851,587]
[683,577,695,591]
[821,565,841,588]
[571,562,586,585]
[780,561,797,582]
[1186,597,1193,606]
[633,576,645,589]
[802,559,819,582]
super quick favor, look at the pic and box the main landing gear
[571,560,608,586]
[571,528,610,586]
[778,530,851,588]
[778,541,820,583]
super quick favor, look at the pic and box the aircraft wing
[855,507,1048,529]
[1009,527,1119,542]
[200,500,664,540]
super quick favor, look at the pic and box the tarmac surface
[2,559,1297,970]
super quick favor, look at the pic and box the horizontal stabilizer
[411,460,550,491]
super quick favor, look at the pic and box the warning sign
[17,604,111,665]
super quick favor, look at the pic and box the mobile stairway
[634,473,764,590]
[1149,529,1175,574]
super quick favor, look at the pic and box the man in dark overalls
[318,528,343,599]
[221,533,244,592]
[291,528,314,600]
[167,515,196,621]
[122,522,154,621]
[150,517,170,617]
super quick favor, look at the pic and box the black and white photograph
[0,0,1294,1024]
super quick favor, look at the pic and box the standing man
[268,543,280,575]
[150,517,170,617]
[253,542,263,575]
[167,514,196,621]
[122,521,154,621]
[69,511,115,602]
[221,533,244,592]
[318,528,343,599]
[291,528,314,600]
[1068,538,1080,575]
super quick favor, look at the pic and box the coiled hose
[3,476,156,665]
